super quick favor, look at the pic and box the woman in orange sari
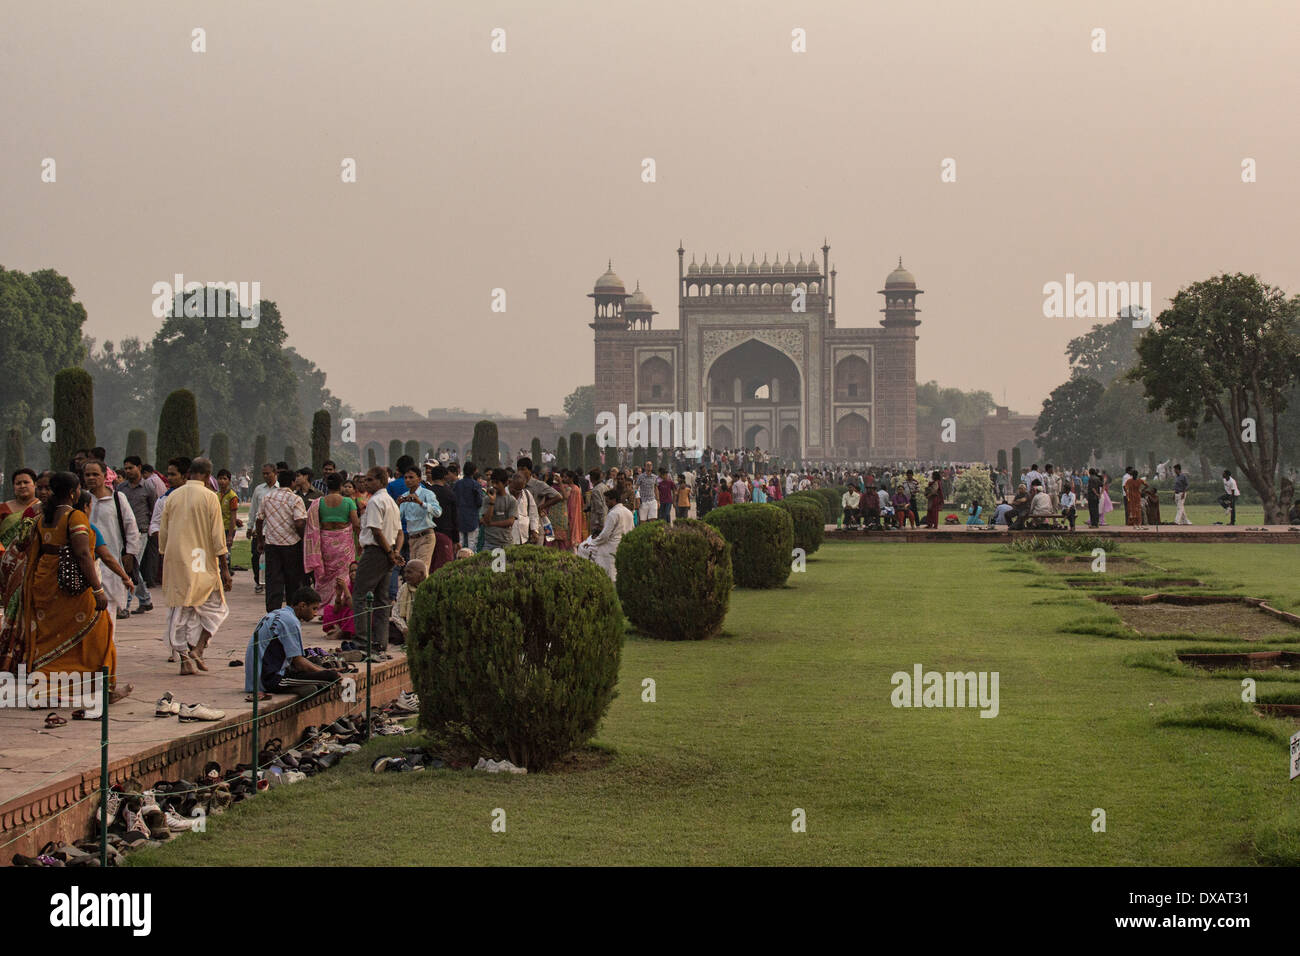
[565,470,587,553]
[22,472,129,700]
[1124,468,1145,526]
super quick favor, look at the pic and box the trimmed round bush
[615,518,732,640]
[406,545,625,771]
[774,497,824,555]
[702,503,794,589]
[787,490,831,524]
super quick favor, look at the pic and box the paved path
[0,570,394,808]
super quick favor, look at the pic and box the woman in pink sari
[566,471,588,552]
[303,474,360,597]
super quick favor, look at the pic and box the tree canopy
[1033,377,1104,467]
[1130,273,1300,521]
[0,267,87,435]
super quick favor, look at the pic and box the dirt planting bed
[1111,601,1300,641]
[1035,555,1148,574]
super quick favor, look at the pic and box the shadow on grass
[1154,700,1288,744]
[1252,826,1300,866]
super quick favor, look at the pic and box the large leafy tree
[0,267,87,434]
[1129,273,1300,522]
[1065,314,1142,386]
[1094,378,1188,467]
[1033,377,1104,467]
[563,385,596,433]
[151,291,297,467]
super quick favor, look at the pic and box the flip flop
[245,693,272,702]
[44,712,67,728]
[71,710,102,721]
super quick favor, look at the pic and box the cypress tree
[530,437,542,468]
[404,439,420,464]
[209,432,231,473]
[388,439,402,467]
[471,420,499,469]
[253,434,268,470]
[4,428,23,497]
[996,448,1008,473]
[632,445,645,469]
[366,446,376,469]
[569,431,583,468]
[555,436,568,471]
[156,389,199,467]
[126,429,148,462]
[50,367,96,469]
[312,410,331,473]
[585,433,599,471]
[283,445,297,469]
[1011,446,1022,482]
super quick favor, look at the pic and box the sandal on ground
[245,692,272,702]
[44,712,67,728]
[71,709,101,721]
[109,683,133,704]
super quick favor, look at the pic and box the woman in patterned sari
[0,469,44,671]
[22,472,130,700]
[303,473,358,596]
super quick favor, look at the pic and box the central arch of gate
[704,338,803,460]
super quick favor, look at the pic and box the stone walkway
[0,570,395,808]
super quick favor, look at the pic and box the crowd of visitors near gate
[2,443,1297,713]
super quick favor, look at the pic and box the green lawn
[131,540,1300,866]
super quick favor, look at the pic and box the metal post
[364,593,373,741]
[99,667,108,867]
[251,634,260,793]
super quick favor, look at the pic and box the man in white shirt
[578,489,634,582]
[1025,481,1054,528]
[354,467,404,653]
[84,460,141,620]
[247,462,276,594]
[1042,464,1060,510]
[1025,464,1043,495]
[1222,470,1240,525]
[841,486,862,529]
[1058,486,1077,531]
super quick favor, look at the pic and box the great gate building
[591,243,920,461]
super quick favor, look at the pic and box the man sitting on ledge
[245,586,339,699]
[1023,480,1056,530]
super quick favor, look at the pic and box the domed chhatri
[687,254,700,276]
[625,280,654,313]
[884,256,916,289]
[594,259,626,295]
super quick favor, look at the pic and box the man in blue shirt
[244,587,337,698]
[396,465,442,569]
[453,461,485,552]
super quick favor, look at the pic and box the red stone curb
[1,657,412,863]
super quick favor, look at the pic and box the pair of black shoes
[130,603,153,614]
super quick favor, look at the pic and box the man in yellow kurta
[159,458,232,675]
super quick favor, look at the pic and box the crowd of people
[3,440,1296,714]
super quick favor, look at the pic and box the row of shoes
[155,691,226,722]
[8,700,420,866]
[372,747,445,773]
[387,691,419,716]
[303,648,358,673]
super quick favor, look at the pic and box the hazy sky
[4,0,1298,418]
